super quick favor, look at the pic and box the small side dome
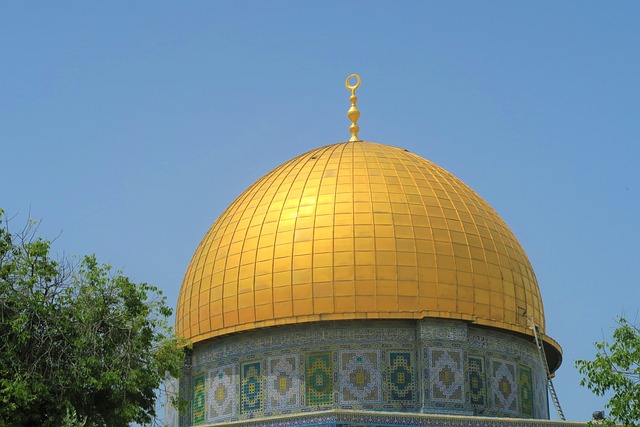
[176,141,561,370]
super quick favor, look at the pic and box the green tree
[0,209,185,427]
[576,316,640,427]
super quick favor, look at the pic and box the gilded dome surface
[177,141,560,361]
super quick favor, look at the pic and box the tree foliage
[0,209,185,426]
[576,316,640,427]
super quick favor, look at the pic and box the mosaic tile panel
[429,348,465,403]
[388,351,415,403]
[519,365,534,418]
[468,328,539,364]
[207,364,236,421]
[182,320,552,421]
[533,369,549,419]
[192,373,206,425]
[468,355,486,406]
[339,350,382,403]
[490,358,518,415]
[241,361,263,414]
[420,320,467,342]
[267,354,301,410]
[192,323,415,368]
[306,352,334,405]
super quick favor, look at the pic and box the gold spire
[345,74,361,142]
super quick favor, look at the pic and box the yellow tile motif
[177,142,555,355]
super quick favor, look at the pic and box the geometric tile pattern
[490,358,518,415]
[468,356,486,406]
[267,354,301,410]
[519,365,534,418]
[191,325,416,368]
[207,364,236,421]
[182,321,551,422]
[388,351,415,403]
[192,373,206,425]
[339,350,382,403]
[467,328,540,365]
[189,409,577,426]
[306,352,333,405]
[420,321,468,342]
[429,348,465,403]
[241,361,263,414]
[533,370,549,419]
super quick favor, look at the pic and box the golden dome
[177,141,560,365]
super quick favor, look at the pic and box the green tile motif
[468,356,486,406]
[519,365,534,418]
[241,361,263,414]
[192,373,206,425]
[388,351,414,403]
[306,352,333,405]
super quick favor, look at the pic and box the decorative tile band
[178,409,586,427]
[192,321,416,368]
[174,319,549,426]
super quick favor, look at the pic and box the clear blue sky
[2,1,638,422]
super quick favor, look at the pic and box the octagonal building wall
[167,318,549,426]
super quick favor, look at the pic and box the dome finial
[345,74,361,142]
